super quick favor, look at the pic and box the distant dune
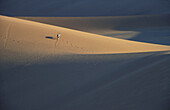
[1,0,170,16]
[19,14,170,33]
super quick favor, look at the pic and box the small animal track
[4,23,12,48]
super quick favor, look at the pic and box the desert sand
[1,15,170,55]
[0,14,170,110]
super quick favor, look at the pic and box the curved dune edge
[0,15,170,56]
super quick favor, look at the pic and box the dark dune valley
[0,0,170,110]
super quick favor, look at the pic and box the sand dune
[1,1,170,110]
[0,15,170,57]
[1,15,170,110]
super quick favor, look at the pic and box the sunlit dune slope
[0,15,170,56]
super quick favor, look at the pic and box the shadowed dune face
[1,51,170,110]
[0,0,170,16]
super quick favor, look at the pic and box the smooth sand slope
[0,15,170,57]
[0,15,170,110]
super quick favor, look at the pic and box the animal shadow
[45,36,55,40]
